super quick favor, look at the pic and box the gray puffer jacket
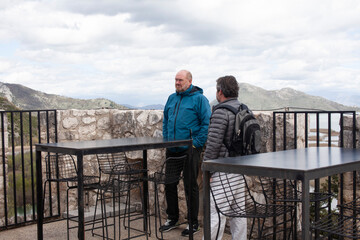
[204,98,241,160]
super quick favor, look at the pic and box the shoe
[159,219,180,232]
[181,223,200,237]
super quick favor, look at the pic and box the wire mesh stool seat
[259,177,333,203]
[43,153,99,240]
[311,197,360,239]
[259,177,333,239]
[147,155,187,240]
[92,152,148,240]
[210,172,295,240]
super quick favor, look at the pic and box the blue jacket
[163,85,211,152]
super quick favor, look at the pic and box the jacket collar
[212,98,239,112]
[219,98,238,105]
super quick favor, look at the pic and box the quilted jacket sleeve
[204,99,239,160]
[204,108,230,160]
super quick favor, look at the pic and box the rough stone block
[97,117,110,130]
[62,117,79,129]
[82,116,96,125]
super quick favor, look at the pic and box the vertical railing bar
[352,112,356,149]
[281,111,289,238]
[340,173,344,218]
[315,113,320,224]
[314,116,320,225]
[293,179,299,240]
[305,113,308,148]
[1,112,9,227]
[294,113,297,149]
[273,112,276,152]
[327,175,331,215]
[54,110,58,143]
[36,111,43,220]
[20,112,27,222]
[271,178,276,239]
[328,113,331,147]
[340,113,344,148]
[10,112,17,224]
[352,111,357,236]
[37,111,41,144]
[46,111,50,144]
[353,170,357,237]
[53,111,60,216]
[45,111,53,217]
[316,113,320,147]
[282,179,287,239]
[283,112,286,150]
[29,112,36,220]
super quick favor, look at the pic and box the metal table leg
[203,170,211,240]
[301,178,310,240]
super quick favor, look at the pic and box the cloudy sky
[0,0,359,107]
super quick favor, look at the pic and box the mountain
[123,104,164,110]
[0,81,358,112]
[0,82,128,110]
[210,83,360,111]
[139,104,164,110]
[0,96,21,111]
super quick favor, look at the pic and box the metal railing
[0,109,358,233]
[273,111,357,150]
[272,110,357,239]
[0,110,57,229]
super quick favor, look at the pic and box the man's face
[175,71,192,92]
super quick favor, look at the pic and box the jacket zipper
[173,96,183,140]
[173,102,178,115]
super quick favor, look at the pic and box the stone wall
[46,109,307,223]
[44,109,165,215]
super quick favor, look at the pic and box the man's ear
[218,89,224,97]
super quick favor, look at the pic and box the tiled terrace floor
[0,216,232,240]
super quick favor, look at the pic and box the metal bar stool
[259,177,333,239]
[311,197,360,239]
[210,172,295,239]
[43,153,99,240]
[92,152,149,240]
[147,155,187,239]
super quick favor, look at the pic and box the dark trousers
[165,147,202,225]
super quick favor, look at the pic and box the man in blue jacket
[161,69,211,236]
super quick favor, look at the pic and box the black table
[36,137,193,240]
[202,147,360,240]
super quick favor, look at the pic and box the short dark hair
[216,75,239,98]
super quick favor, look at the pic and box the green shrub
[7,152,37,217]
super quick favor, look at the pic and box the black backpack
[215,103,261,156]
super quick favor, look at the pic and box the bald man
[161,70,211,236]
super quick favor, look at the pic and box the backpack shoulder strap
[240,103,249,111]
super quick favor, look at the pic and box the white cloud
[0,0,359,106]
[0,59,12,71]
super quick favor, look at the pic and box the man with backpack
[203,75,256,239]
